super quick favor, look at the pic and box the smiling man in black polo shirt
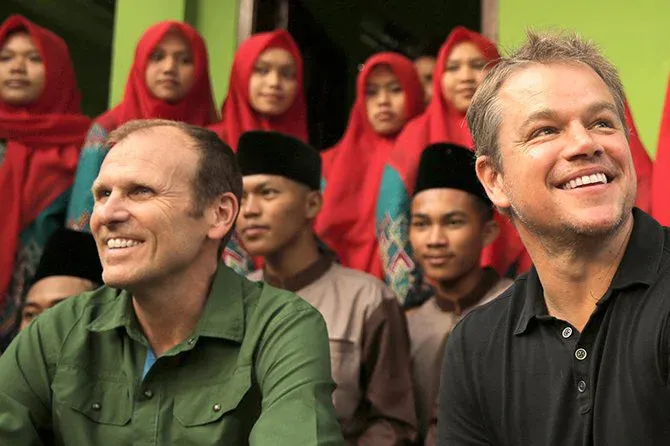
[437,31,670,445]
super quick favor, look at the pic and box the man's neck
[264,229,320,283]
[433,266,486,303]
[132,251,218,357]
[521,214,634,332]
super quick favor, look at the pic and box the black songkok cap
[237,131,321,190]
[414,143,491,206]
[32,228,103,286]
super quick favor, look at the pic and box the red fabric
[652,74,670,224]
[209,30,307,150]
[316,52,424,278]
[623,100,653,213]
[0,15,91,305]
[97,21,216,130]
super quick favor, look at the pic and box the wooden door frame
[237,0,289,46]
[481,0,499,43]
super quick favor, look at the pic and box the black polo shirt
[437,209,670,446]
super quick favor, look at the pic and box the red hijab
[623,100,653,213]
[316,52,424,278]
[210,30,307,150]
[652,74,670,224]
[97,21,216,129]
[0,15,91,305]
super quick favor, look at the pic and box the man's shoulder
[450,276,525,347]
[314,263,397,306]
[32,286,120,333]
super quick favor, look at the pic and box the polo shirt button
[575,348,588,361]
[144,389,153,399]
[91,402,101,411]
[213,403,222,412]
[577,380,587,393]
[562,327,573,338]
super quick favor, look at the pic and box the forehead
[155,30,190,50]
[243,174,304,191]
[412,188,479,214]
[257,47,294,65]
[26,276,91,305]
[1,31,36,51]
[366,64,398,83]
[447,41,484,61]
[414,57,435,71]
[498,62,615,124]
[98,127,198,184]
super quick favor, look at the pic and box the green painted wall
[109,0,238,111]
[499,0,670,156]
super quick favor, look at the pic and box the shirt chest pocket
[329,338,361,420]
[51,366,132,427]
[172,365,257,444]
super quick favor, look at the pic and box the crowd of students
[1,12,669,445]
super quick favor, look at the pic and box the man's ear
[206,192,239,242]
[476,155,510,210]
[305,190,322,220]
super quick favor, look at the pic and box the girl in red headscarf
[376,27,525,301]
[315,52,423,278]
[66,21,216,232]
[210,29,307,150]
[0,15,91,345]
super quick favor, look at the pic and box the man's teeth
[562,173,608,190]
[107,238,141,249]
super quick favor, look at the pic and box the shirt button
[91,402,101,411]
[187,337,196,345]
[577,380,587,393]
[213,403,222,412]
[562,327,573,338]
[575,348,588,361]
[144,389,153,399]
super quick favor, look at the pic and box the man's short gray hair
[467,30,628,171]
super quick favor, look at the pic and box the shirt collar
[262,253,333,292]
[514,209,666,336]
[88,263,247,344]
[433,267,500,315]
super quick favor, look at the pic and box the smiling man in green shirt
[0,119,344,445]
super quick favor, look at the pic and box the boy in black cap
[236,130,418,445]
[20,228,103,330]
[405,143,512,443]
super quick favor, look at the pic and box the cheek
[179,65,196,90]
[365,97,376,122]
[441,73,455,100]
[29,65,46,90]
[392,95,407,121]
[145,64,158,85]
[248,75,262,100]
[282,80,298,105]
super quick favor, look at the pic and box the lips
[241,225,269,237]
[375,111,396,121]
[4,79,29,87]
[558,169,614,190]
[261,93,283,102]
[423,254,453,266]
[157,79,179,87]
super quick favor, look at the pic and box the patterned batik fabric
[66,123,109,232]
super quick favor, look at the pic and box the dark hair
[106,119,243,246]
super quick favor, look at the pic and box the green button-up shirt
[0,264,344,445]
